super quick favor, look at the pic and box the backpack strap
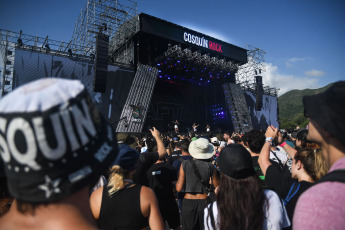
[190,159,211,193]
[270,150,284,169]
[315,170,345,185]
[283,182,300,206]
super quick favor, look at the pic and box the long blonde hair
[107,165,131,196]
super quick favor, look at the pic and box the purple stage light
[177,60,180,63]
[157,63,160,66]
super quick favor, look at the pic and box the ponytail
[294,148,328,181]
[313,149,329,180]
[107,165,130,196]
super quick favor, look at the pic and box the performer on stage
[172,120,179,133]
[206,124,211,133]
[192,123,199,133]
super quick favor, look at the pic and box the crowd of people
[0,78,344,230]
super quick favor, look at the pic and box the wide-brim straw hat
[188,138,215,159]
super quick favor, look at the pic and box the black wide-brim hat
[0,78,119,203]
[303,81,345,146]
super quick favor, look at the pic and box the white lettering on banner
[0,118,10,162]
[183,32,209,48]
[0,98,98,171]
[60,110,80,151]
[33,113,66,160]
[71,100,97,145]
[94,142,113,162]
[7,118,41,170]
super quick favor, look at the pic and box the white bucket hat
[188,138,215,159]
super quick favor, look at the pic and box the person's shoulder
[89,186,104,219]
[140,185,156,200]
[294,181,345,229]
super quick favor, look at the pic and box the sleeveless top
[98,184,148,230]
[182,159,213,194]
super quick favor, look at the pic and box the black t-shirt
[133,152,159,186]
[166,150,182,165]
[265,164,312,222]
[147,162,177,200]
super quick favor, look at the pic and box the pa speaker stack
[94,33,109,93]
[255,75,264,111]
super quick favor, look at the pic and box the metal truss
[236,44,266,87]
[235,44,278,97]
[109,15,139,66]
[0,29,96,97]
[163,45,239,72]
[71,0,137,57]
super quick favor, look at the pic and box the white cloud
[304,69,325,77]
[262,62,319,96]
[285,57,308,67]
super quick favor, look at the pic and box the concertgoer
[172,139,192,213]
[133,127,167,186]
[147,158,180,229]
[293,81,345,229]
[176,138,214,230]
[90,145,164,230]
[222,131,233,146]
[0,78,119,229]
[258,126,327,226]
[204,144,290,230]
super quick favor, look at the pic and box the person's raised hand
[265,125,278,139]
[149,127,161,138]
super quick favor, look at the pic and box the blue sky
[1,0,344,95]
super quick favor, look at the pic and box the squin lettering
[0,99,97,171]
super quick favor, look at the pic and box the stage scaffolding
[71,0,137,58]
[0,29,95,97]
[235,45,278,97]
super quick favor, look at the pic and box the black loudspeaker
[255,76,264,111]
[94,33,109,93]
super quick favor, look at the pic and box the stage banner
[140,13,247,64]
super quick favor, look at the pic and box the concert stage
[1,12,278,134]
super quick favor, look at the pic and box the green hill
[278,83,333,121]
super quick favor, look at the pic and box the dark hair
[233,135,242,144]
[146,139,156,152]
[180,139,190,152]
[208,174,266,230]
[246,130,265,153]
[296,129,309,148]
[294,148,328,181]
